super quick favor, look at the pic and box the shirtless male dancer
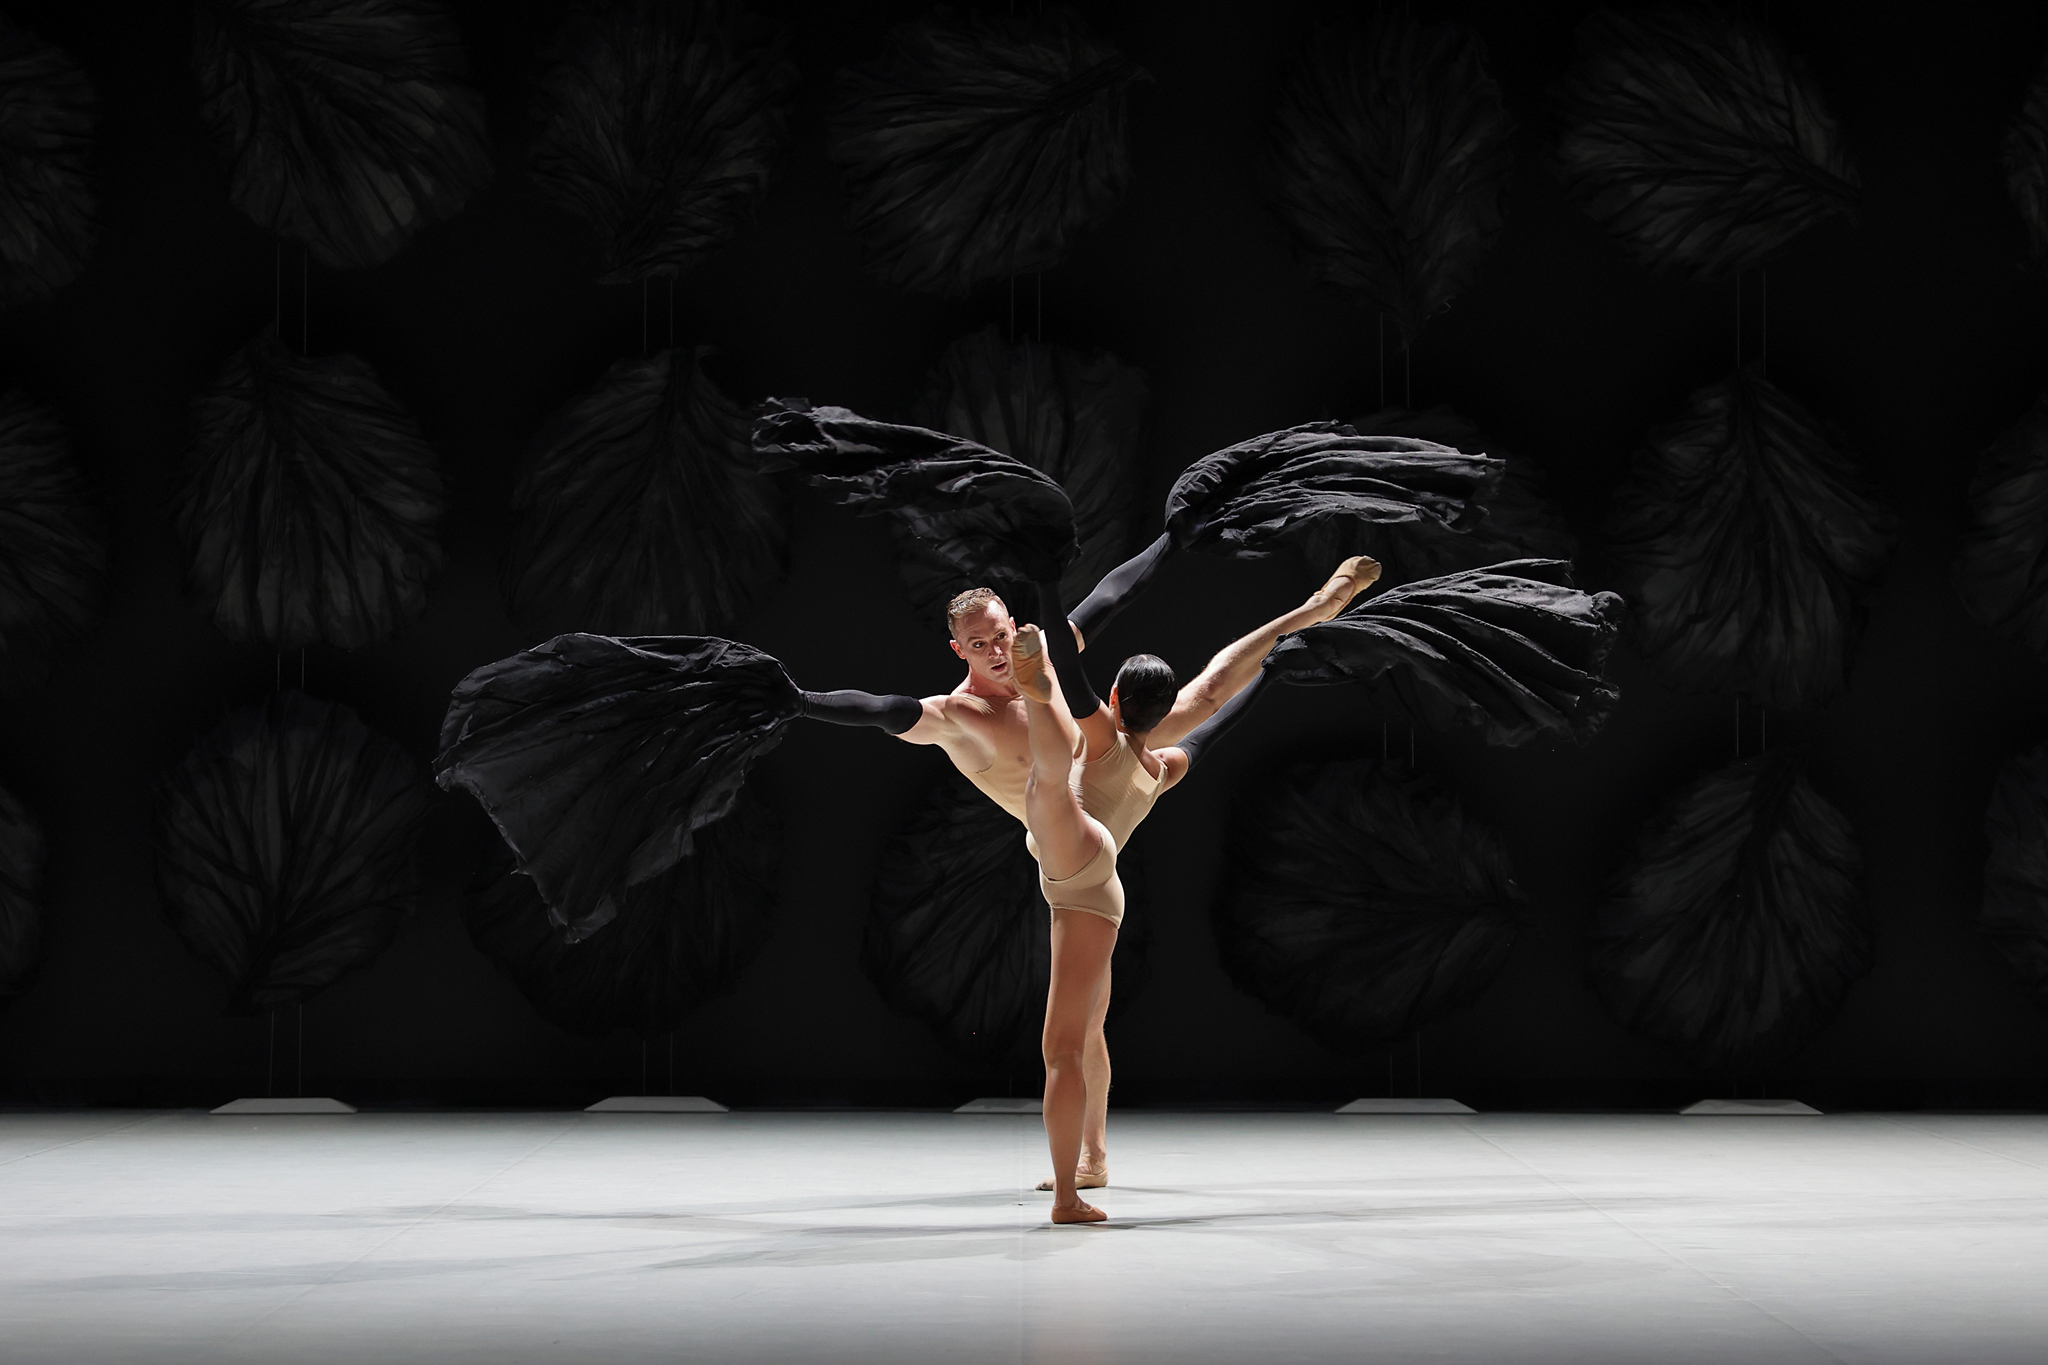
[797,549,1382,1221]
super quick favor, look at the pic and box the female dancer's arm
[1156,671,1270,788]
[1067,532,1173,650]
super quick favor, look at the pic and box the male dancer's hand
[1310,554,1382,619]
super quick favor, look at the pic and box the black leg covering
[1036,582,1101,719]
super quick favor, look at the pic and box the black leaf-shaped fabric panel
[192,0,494,269]
[0,392,107,693]
[1605,367,1896,709]
[436,632,799,943]
[0,779,44,1013]
[863,766,1149,1065]
[1590,751,1870,1071]
[754,397,1077,584]
[1955,394,2048,654]
[1164,420,1500,565]
[1980,743,2048,1011]
[1214,758,1522,1054]
[826,5,1143,295]
[531,0,797,283]
[175,328,446,650]
[1268,13,1513,340]
[895,325,1144,623]
[1552,4,1858,279]
[2005,54,2048,270]
[1264,559,1624,747]
[0,18,97,306]
[154,691,431,1015]
[466,791,778,1035]
[504,347,787,637]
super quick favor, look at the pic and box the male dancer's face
[949,600,1017,691]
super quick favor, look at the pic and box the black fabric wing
[1605,367,1896,709]
[863,766,1149,1065]
[192,0,494,269]
[754,397,1077,584]
[826,5,1143,295]
[504,346,787,637]
[1589,751,1870,1071]
[1164,420,1500,565]
[436,632,799,943]
[0,779,43,1013]
[1955,394,2048,654]
[1268,13,1513,342]
[897,325,1144,622]
[1214,757,1521,1054]
[153,691,432,1015]
[1980,743,2048,1011]
[2005,53,2048,270]
[175,328,445,650]
[0,392,107,693]
[466,790,778,1033]
[531,0,798,283]
[1552,4,1858,279]
[0,17,96,306]
[1263,559,1624,747]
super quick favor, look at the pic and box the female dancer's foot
[1051,1197,1107,1224]
[1010,623,1054,703]
[1036,1158,1107,1191]
[1310,554,1382,617]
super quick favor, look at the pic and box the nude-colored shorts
[1038,819,1124,929]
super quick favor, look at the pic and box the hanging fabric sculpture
[1214,758,1521,1054]
[897,325,1145,623]
[1552,4,1858,278]
[503,346,787,636]
[192,0,495,269]
[0,780,42,1013]
[437,633,799,943]
[0,17,96,306]
[1263,559,1623,747]
[2005,53,2048,269]
[1980,743,2048,1010]
[0,392,107,692]
[154,691,432,1015]
[1605,367,1896,709]
[467,791,778,1035]
[530,0,798,283]
[174,328,446,650]
[1267,12,1513,341]
[1955,395,2048,655]
[1590,751,1870,1071]
[864,767,1150,1064]
[826,6,1144,295]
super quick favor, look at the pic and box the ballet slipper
[1010,624,1054,704]
[1050,1198,1107,1225]
[1035,1161,1108,1192]
[1312,554,1381,613]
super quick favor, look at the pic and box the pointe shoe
[1010,624,1054,703]
[1314,554,1381,612]
[1035,1162,1108,1192]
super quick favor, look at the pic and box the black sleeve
[1035,581,1101,719]
[1174,672,1271,769]
[1068,531,1173,646]
[798,689,923,735]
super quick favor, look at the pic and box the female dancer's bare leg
[1037,974,1110,1191]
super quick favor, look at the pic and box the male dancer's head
[946,587,1016,689]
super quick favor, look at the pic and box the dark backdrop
[3,0,2046,1109]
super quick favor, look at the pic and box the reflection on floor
[4,1109,2045,1364]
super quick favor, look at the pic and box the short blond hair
[945,586,1006,634]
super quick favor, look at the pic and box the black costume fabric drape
[1589,751,1870,1071]
[1605,367,1896,709]
[863,767,1149,1065]
[897,325,1145,623]
[1955,394,2048,655]
[530,0,798,283]
[174,328,446,650]
[825,6,1143,295]
[1263,559,1624,747]
[0,780,42,1013]
[153,691,432,1015]
[193,0,495,269]
[466,791,778,1037]
[1214,758,1521,1054]
[1980,743,2048,1011]
[754,398,1078,584]
[1552,4,1858,279]
[504,346,787,637]
[2006,54,2048,271]
[1267,12,1513,341]
[436,633,799,943]
[0,17,96,306]
[0,391,107,693]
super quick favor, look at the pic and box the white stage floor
[5,1109,2046,1364]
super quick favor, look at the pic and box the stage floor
[4,1108,2045,1363]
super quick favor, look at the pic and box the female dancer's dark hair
[1112,655,1175,733]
